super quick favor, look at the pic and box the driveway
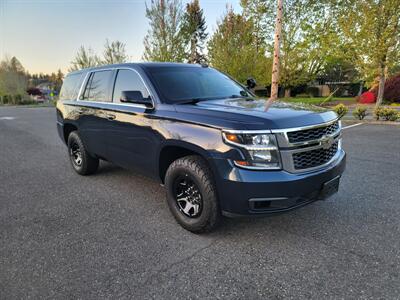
[0,107,399,299]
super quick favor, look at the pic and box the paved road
[1,107,399,299]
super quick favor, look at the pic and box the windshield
[146,66,250,104]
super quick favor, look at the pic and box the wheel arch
[63,123,78,144]
[158,141,215,183]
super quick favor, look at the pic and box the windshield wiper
[229,94,247,99]
[177,93,249,104]
[177,98,203,105]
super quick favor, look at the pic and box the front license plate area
[319,176,340,200]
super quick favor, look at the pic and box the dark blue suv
[56,63,346,232]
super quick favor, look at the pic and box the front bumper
[212,149,346,217]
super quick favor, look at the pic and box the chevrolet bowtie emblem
[321,135,334,149]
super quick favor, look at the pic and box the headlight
[222,131,281,170]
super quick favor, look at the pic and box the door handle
[77,108,85,114]
[105,113,116,121]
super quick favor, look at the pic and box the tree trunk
[358,81,364,96]
[270,0,283,102]
[284,88,291,98]
[190,35,196,63]
[376,65,385,107]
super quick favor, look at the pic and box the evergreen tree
[182,0,208,63]
[142,0,186,62]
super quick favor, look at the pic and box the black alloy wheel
[173,174,203,218]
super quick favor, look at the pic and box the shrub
[14,94,23,105]
[305,86,320,97]
[352,106,368,120]
[381,108,399,121]
[333,103,348,118]
[371,73,400,103]
[2,95,10,104]
[295,93,310,98]
[374,106,385,120]
[383,73,400,103]
[358,91,376,104]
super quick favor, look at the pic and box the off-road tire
[165,155,221,233]
[67,131,99,175]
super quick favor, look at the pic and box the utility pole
[270,0,283,102]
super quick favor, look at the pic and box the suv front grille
[292,141,338,170]
[287,121,339,144]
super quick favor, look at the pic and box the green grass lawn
[283,97,355,105]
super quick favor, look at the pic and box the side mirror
[246,77,257,89]
[120,90,152,106]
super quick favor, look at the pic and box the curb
[341,120,400,126]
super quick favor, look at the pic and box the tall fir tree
[182,0,208,63]
[142,0,186,62]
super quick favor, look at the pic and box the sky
[0,0,242,74]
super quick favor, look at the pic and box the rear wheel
[67,131,99,175]
[165,155,220,233]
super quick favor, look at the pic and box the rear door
[77,69,115,158]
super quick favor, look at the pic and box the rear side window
[82,70,113,102]
[112,69,150,103]
[59,73,82,100]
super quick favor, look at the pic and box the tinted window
[146,67,248,104]
[82,70,112,102]
[59,73,82,100]
[112,69,150,103]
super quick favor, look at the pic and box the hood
[173,98,338,130]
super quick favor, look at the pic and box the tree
[181,0,208,63]
[103,39,128,64]
[47,69,64,92]
[241,0,274,55]
[208,8,271,85]
[335,0,400,105]
[270,0,283,101]
[56,69,64,84]
[69,46,101,72]
[0,56,28,100]
[276,0,343,97]
[142,0,186,62]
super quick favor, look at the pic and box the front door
[106,69,159,177]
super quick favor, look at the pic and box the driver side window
[112,69,150,103]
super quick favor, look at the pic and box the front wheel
[165,155,221,233]
[67,131,99,175]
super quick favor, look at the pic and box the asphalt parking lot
[0,107,399,299]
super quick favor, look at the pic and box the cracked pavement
[0,107,399,299]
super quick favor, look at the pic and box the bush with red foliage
[370,73,400,103]
[26,88,42,96]
[358,91,376,103]
[382,73,400,103]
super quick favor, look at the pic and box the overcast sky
[0,0,242,74]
